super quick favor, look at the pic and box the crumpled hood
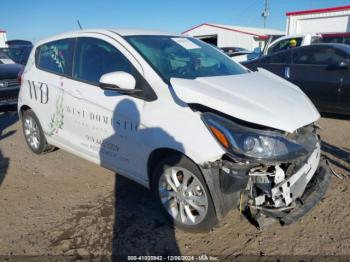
[170,69,320,133]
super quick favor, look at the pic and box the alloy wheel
[23,116,41,150]
[158,166,209,225]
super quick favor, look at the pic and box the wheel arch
[147,147,196,187]
[18,105,32,120]
[148,147,221,230]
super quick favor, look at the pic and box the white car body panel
[18,29,320,189]
[18,30,225,187]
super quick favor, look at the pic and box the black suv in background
[2,39,33,65]
[0,51,23,109]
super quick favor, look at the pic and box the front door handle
[284,66,290,79]
[69,89,82,99]
[62,87,82,99]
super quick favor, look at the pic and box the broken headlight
[202,112,309,162]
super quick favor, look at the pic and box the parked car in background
[221,47,251,63]
[261,34,285,54]
[18,29,331,231]
[221,47,249,56]
[248,34,285,61]
[0,46,32,65]
[264,33,322,55]
[0,50,23,108]
[247,47,264,61]
[242,43,350,115]
[6,39,33,47]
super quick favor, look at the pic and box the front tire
[152,154,217,232]
[22,110,53,154]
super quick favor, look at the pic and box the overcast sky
[1,0,350,43]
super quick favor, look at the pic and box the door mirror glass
[99,71,139,93]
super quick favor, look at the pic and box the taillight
[17,70,23,86]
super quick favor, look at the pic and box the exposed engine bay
[200,123,331,228]
[245,142,322,226]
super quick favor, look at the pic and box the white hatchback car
[18,29,331,231]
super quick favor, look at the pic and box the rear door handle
[284,67,290,79]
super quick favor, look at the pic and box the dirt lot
[0,110,349,261]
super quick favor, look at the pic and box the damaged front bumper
[259,160,331,226]
[200,143,332,227]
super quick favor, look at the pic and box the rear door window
[37,38,75,76]
[293,46,348,65]
[322,36,343,44]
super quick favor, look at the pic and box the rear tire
[152,154,217,232]
[22,110,53,154]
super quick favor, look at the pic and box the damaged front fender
[199,160,253,220]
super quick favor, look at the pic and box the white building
[286,5,350,34]
[0,29,7,47]
[182,23,285,51]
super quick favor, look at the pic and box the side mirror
[99,71,141,94]
[337,61,349,69]
[327,61,349,70]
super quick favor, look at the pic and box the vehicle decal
[84,135,119,157]
[45,90,64,137]
[65,105,138,132]
[42,45,66,73]
[28,80,49,104]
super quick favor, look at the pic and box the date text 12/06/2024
[127,255,219,261]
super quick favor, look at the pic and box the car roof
[266,43,350,55]
[275,33,319,40]
[108,28,176,36]
[35,28,180,46]
[242,43,350,65]
[294,43,350,53]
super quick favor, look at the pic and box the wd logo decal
[28,80,49,104]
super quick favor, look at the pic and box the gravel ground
[0,110,349,261]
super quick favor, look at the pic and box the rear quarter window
[36,38,75,76]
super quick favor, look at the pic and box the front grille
[0,79,19,88]
[0,95,18,105]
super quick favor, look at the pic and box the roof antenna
[77,20,83,30]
